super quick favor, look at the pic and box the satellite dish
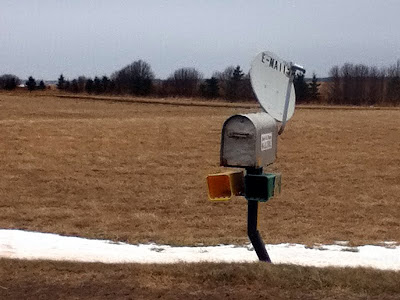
[250,51,296,122]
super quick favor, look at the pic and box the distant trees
[214,66,254,101]
[77,76,86,92]
[164,67,203,97]
[200,77,219,98]
[7,57,399,106]
[89,76,111,94]
[57,74,113,94]
[0,74,20,90]
[214,66,234,99]
[327,61,400,105]
[227,66,245,100]
[93,77,102,94]
[38,80,46,90]
[26,76,36,92]
[85,78,94,94]
[112,60,154,95]
[293,73,309,103]
[386,60,400,104]
[308,73,320,101]
[57,74,65,90]
[329,66,341,104]
[70,79,79,93]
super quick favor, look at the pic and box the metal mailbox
[220,113,278,168]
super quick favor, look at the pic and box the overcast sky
[1,0,400,80]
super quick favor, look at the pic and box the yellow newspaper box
[206,171,244,201]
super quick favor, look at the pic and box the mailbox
[220,113,278,168]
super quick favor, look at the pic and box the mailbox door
[221,116,256,167]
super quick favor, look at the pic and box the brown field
[0,92,399,299]
[0,92,399,246]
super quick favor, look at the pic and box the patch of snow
[334,240,349,246]
[380,241,398,245]
[0,229,399,270]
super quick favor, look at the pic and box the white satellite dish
[250,51,295,122]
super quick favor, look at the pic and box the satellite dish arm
[278,63,306,135]
[292,64,306,74]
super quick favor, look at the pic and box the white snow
[0,229,399,270]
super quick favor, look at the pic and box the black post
[246,167,271,263]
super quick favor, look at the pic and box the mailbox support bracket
[246,167,271,263]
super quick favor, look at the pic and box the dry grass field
[1,259,400,299]
[0,92,399,299]
[0,92,399,246]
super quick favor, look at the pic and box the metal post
[246,167,271,263]
[278,63,306,135]
[278,63,294,135]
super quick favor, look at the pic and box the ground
[1,259,400,299]
[0,92,399,298]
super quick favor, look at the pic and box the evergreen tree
[200,77,219,98]
[293,73,309,103]
[93,76,102,94]
[57,74,65,90]
[77,76,86,92]
[232,65,244,81]
[308,73,320,101]
[71,79,79,93]
[26,76,36,92]
[64,80,71,91]
[227,65,244,101]
[108,80,116,93]
[101,76,110,93]
[38,80,46,90]
[85,78,94,94]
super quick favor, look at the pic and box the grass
[0,92,399,246]
[1,91,399,299]
[1,259,400,299]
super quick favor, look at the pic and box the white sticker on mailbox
[261,133,272,151]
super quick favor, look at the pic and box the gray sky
[1,0,400,80]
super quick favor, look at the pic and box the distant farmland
[0,92,399,246]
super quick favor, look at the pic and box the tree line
[0,74,46,91]
[55,60,257,102]
[328,60,400,105]
[2,59,400,106]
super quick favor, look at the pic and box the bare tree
[0,74,20,90]
[328,61,400,106]
[386,60,400,104]
[165,67,203,97]
[213,66,235,99]
[112,60,155,96]
[328,65,341,104]
[340,63,353,104]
